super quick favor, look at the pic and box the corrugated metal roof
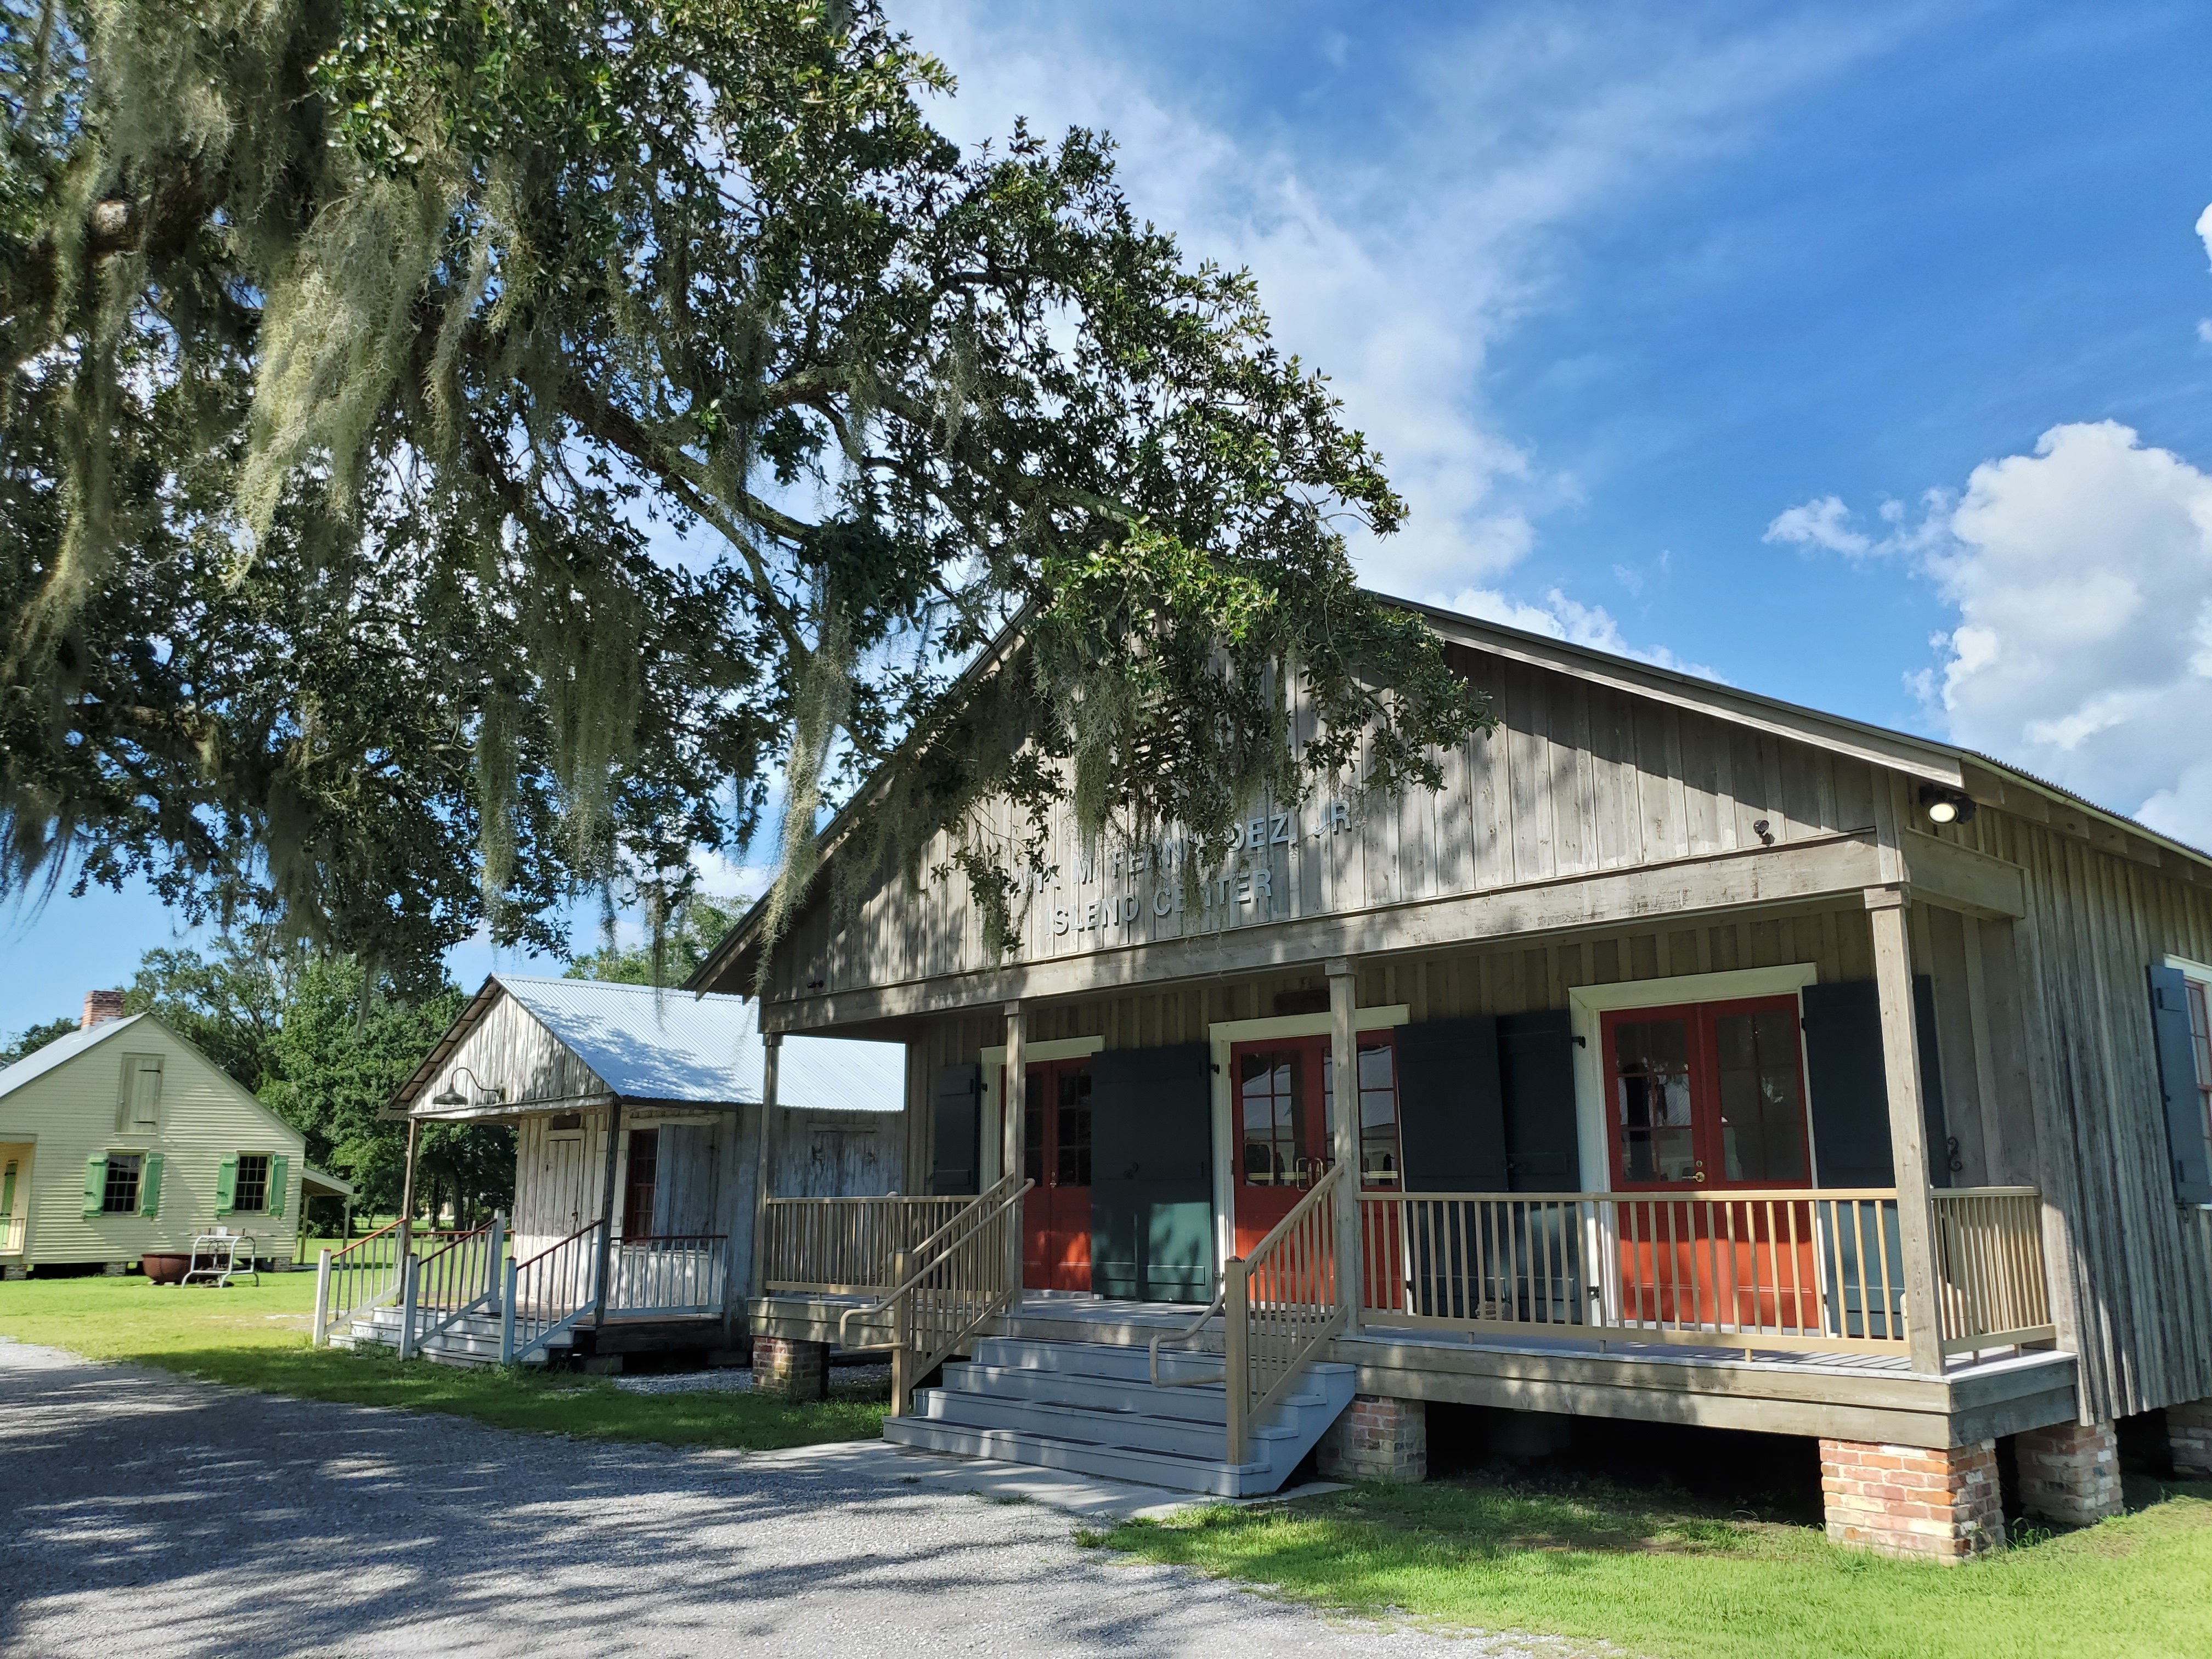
[493,976,901,1113]
[0,1014,142,1101]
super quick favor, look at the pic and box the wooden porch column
[747,1032,781,1301]
[396,1116,421,1260]
[590,1098,623,1329]
[1867,886,1945,1375]
[1327,957,1361,1336]
[1003,1001,1026,1292]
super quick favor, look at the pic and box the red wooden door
[1232,1034,1402,1305]
[1602,996,1819,1330]
[1015,1058,1093,1291]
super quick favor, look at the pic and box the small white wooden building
[0,996,347,1274]
[382,974,903,1357]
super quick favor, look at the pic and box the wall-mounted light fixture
[1918,783,1978,827]
[430,1065,505,1108]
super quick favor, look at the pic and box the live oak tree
[1,0,1488,980]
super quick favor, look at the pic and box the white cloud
[2196,201,2212,268]
[1446,585,1724,681]
[901,3,1895,602]
[1787,423,2212,848]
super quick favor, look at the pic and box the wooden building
[319,974,904,1365]
[0,993,347,1275]
[702,600,2212,1560]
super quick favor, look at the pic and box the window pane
[101,1154,142,1214]
[1240,1049,1304,1186]
[234,1153,270,1214]
[1713,1009,1809,1183]
[1613,1017,1695,1183]
[1357,1039,1400,1187]
[1057,1066,1092,1188]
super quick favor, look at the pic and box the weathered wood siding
[420,995,610,1111]
[1922,804,2212,1422]
[777,647,1884,1004]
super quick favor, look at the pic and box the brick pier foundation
[2013,1420,2123,1525]
[1318,1395,1427,1483]
[1820,1438,2004,1562]
[2169,1399,2212,1479]
[752,1335,829,1402]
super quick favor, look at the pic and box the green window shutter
[215,1156,238,1216]
[267,1154,289,1217]
[139,1152,164,1217]
[2,1160,15,1221]
[82,1156,108,1218]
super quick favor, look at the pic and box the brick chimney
[81,989,127,1030]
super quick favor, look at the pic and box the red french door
[1013,1058,1093,1292]
[1602,995,1818,1329]
[1232,1033,1402,1304]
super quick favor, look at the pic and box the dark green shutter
[267,1154,289,1217]
[82,1156,108,1218]
[139,1152,163,1217]
[1802,977,1947,1188]
[215,1156,238,1215]
[928,1065,981,1196]
[2150,965,2212,1205]
[1497,1010,1582,1192]
[1396,1017,1506,1191]
[2,1159,15,1222]
[1090,1043,1214,1302]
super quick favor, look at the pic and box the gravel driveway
[0,1338,1555,1658]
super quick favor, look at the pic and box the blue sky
[7,0,2211,1033]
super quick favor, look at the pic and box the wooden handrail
[1225,1164,1347,1464]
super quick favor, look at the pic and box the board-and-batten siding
[420,995,610,1110]
[0,1022,306,1263]
[1928,805,2212,1423]
[777,648,1883,1004]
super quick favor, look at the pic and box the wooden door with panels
[1602,994,1819,1331]
[1013,1056,1094,1291]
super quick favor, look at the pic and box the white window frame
[232,1150,273,1215]
[979,1036,1104,1188]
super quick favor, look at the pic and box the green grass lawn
[1098,1470,2212,1659]
[0,1270,888,1451]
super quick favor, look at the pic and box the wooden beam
[746,1035,780,1302]
[1002,1002,1026,1292]
[1867,887,1946,1375]
[1900,830,2027,919]
[759,832,1887,1032]
[1328,960,1359,1336]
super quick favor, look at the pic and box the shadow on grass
[120,1344,889,1452]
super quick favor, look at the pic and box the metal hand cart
[181,1228,262,1288]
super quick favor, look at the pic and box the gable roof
[0,1009,308,1146]
[0,1013,145,1099]
[393,974,903,1114]
[691,589,2212,994]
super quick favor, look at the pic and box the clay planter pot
[140,1253,190,1285]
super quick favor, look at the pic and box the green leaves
[2,0,1488,981]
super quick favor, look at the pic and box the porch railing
[761,1195,973,1295]
[502,1221,603,1364]
[1224,1163,1347,1464]
[1932,1187,2057,1355]
[312,1221,475,1345]
[838,1173,1032,1415]
[399,1214,505,1358]
[1357,1187,2052,1358]
[608,1234,727,1316]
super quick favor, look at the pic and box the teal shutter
[139,1152,163,1217]
[267,1154,289,1217]
[215,1156,238,1215]
[2149,966,2212,1205]
[82,1156,108,1218]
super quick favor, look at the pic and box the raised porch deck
[754,1288,2079,1449]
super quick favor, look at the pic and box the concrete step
[937,1361,1334,1424]
[882,1417,1272,1498]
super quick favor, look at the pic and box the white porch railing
[503,1221,603,1364]
[398,1215,505,1358]
[607,1234,728,1316]
[313,1222,475,1345]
